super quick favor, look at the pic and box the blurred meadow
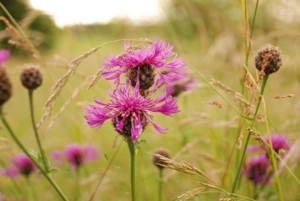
[0,0,300,200]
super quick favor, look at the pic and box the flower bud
[0,67,12,106]
[20,66,43,90]
[254,44,282,76]
[152,148,171,169]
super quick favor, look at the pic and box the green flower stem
[231,75,269,194]
[127,139,136,201]
[0,107,69,201]
[28,90,48,171]
[158,169,163,201]
[75,169,81,201]
[263,108,284,201]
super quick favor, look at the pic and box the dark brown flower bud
[152,148,171,169]
[127,64,156,93]
[254,44,282,76]
[20,66,43,90]
[0,67,12,105]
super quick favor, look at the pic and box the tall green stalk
[127,140,136,201]
[0,107,69,201]
[158,169,163,201]
[231,75,269,194]
[28,90,49,171]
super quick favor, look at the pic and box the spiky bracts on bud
[254,44,282,76]
[152,148,171,169]
[20,66,43,90]
[0,67,12,106]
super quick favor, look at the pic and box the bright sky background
[29,0,167,27]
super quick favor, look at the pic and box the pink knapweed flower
[244,154,272,185]
[169,76,198,97]
[85,82,179,143]
[1,154,37,178]
[0,49,10,66]
[102,39,186,91]
[264,134,290,155]
[52,144,99,169]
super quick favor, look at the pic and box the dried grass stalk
[151,154,205,176]
[176,187,207,201]
[274,94,295,99]
[37,46,101,129]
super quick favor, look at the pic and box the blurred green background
[1,0,300,200]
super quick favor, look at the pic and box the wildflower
[152,148,171,169]
[85,82,179,143]
[264,134,290,155]
[169,76,197,97]
[20,66,43,90]
[1,154,37,178]
[243,154,272,185]
[254,44,282,76]
[0,49,10,66]
[52,144,99,169]
[0,50,12,106]
[102,39,186,92]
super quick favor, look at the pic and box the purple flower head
[168,75,198,97]
[243,154,272,185]
[102,39,186,91]
[85,82,180,143]
[1,154,37,178]
[52,144,99,169]
[0,49,10,66]
[264,134,290,155]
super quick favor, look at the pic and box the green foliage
[0,0,61,53]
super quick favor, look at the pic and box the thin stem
[127,140,136,201]
[0,107,69,201]
[74,169,81,201]
[28,90,48,171]
[231,76,269,194]
[158,169,163,201]
[89,140,123,201]
[263,103,284,201]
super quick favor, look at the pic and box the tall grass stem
[231,75,269,194]
[28,90,49,171]
[0,107,69,201]
[158,169,163,201]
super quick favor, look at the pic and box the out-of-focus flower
[85,82,179,143]
[1,154,37,178]
[0,49,10,66]
[152,148,171,169]
[264,134,290,155]
[0,49,12,106]
[243,154,272,185]
[52,144,99,169]
[168,76,197,97]
[102,39,186,92]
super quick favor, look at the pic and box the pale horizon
[29,0,168,27]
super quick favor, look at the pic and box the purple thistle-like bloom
[102,39,186,88]
[85,82,180,143]
[52,144,99,169]
[0,49,10,66]
[244,154,272,185]
[264,134,290,154]
[1,154,37,178]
